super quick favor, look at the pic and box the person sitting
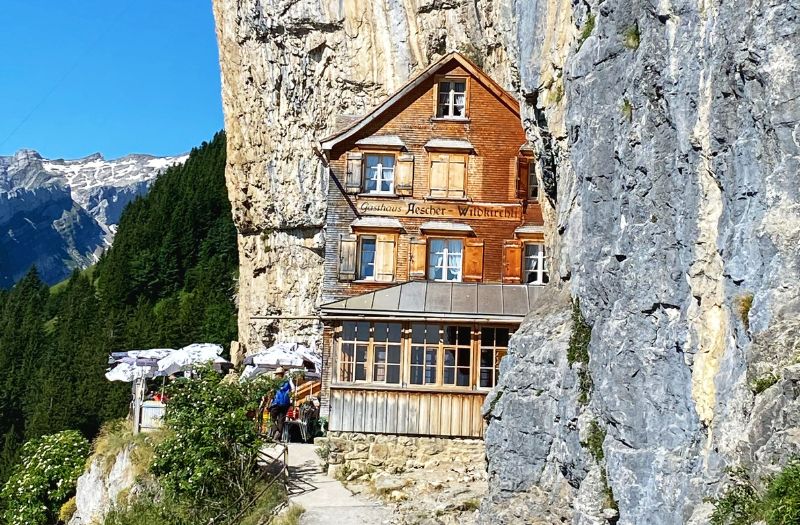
[268,367,295,441]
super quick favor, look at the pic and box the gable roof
[320,52,521,152]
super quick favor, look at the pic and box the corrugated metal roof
[321,282,539,320]
[354,135,406,148]
[424,138,475,150]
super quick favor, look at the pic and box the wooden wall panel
[329,388,486,438]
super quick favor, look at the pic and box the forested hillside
[0,132,237,485]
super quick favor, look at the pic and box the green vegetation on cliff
[0,133,238,513]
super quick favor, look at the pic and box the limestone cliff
[212,0,800,523]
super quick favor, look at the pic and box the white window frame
[523,243,548,285]
[427,238,463,282]
[363,154,395,194]
[528,162,539,201]
[357,235,377,280]
[436,78,468,119]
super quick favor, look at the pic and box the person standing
[269,367,295,441]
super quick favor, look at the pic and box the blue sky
[0,1,223,159]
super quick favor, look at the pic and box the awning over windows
[419,221,474,233]
[514,224,545,235]
[350,217,404,230]
[321,282,544,321]
[355,135,406,149]
[424,138,474,151]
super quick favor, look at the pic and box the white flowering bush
[151,368,279,504]
[0,430,90,525]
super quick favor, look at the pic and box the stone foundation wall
[316,432,485,481]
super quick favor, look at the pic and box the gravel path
[284,443,389,525]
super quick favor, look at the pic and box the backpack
[273,380,291,407]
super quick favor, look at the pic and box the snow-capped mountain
[0,149,187,287]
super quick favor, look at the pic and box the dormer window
[364,154,395,194]
[436,79,467,118]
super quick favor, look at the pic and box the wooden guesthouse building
[317,53,547,439]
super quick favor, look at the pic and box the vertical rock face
[213,0,800,522]
[211,0,517,359]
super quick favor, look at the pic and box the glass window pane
[439,81,451,93]
[410,367,423,385]
[454,81,466,93]
[457,368,470,386]
[425,367,437,384]
[426,348,437,365]
[444,326,458,345]
[411,347,424,365]
[481,328,494,347]
[355,364,366,381]
[457,326,471,346]
[480,369,492,388]
[374,322,388,341]
[497,328,510,347]
[388,323,402,342]
[388,345,401,364]
[355,322,370,341]
[444,349,456,366]
[457,348,471,367]
[411,324,426,344]
[387,365,400,384]
[444,369,454,385]
[343,322,356,341]
[480,349,493,368]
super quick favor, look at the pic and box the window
[523,243,548,285]
[436,79,467,118]
[442,326,472,386]
[372,322,402,384]
[410,323,439,385]
[428,239,463,282]
[528,162,539,201]
[339,321,369,382]
[364,154,395,194]
[480,327,509,388]
[429,153,466,198]
[358,236,376,280]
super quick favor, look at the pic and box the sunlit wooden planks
[329,387,486,438]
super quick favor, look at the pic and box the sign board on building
[357,198,522,221]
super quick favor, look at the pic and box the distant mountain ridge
[0,149,188,286]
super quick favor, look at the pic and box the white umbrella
[156,343,226,376]
[240,342,321,382]
[105,362,157,382]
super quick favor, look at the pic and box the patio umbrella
[105,362,157,382]
[155,343,227,376]
[240,342,321,382]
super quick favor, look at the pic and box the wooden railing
[295,380,321,401]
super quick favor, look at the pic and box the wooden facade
[318,53,546,439]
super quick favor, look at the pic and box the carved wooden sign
[356,198,522,221]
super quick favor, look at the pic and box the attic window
[436,79,467,118]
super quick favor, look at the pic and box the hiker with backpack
[268,367,295,441]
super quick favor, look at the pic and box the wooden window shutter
[395,154,414,195]
[502,240,523,283]
[408,236,427,280]
[429,154,449,197]
[448,154,466,198]
[517,157,529,199]
[463,238,485,282]
[345,152,363,194]
[338,234,357,281]
[375,234,396,282]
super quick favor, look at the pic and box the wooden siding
[329,387,486,438]
[322,60,545,304]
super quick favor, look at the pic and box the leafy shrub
[621,98,633,121]
[763,461,800,524]
[150,368,279,504]
[751,373,780,395]
[0,430,90,525]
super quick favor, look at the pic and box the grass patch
[623,23,640,49]
[58,497,77,523]
[568,299,593,404]
[621,98,633,122]
[751,373,780,395]
[269,504,305,525]
[738,293,754,331]
[547,80,565,105]
[90,419,167,478]
[582,420,606,463]
[577,14,596,50]
[711,462,800,525]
